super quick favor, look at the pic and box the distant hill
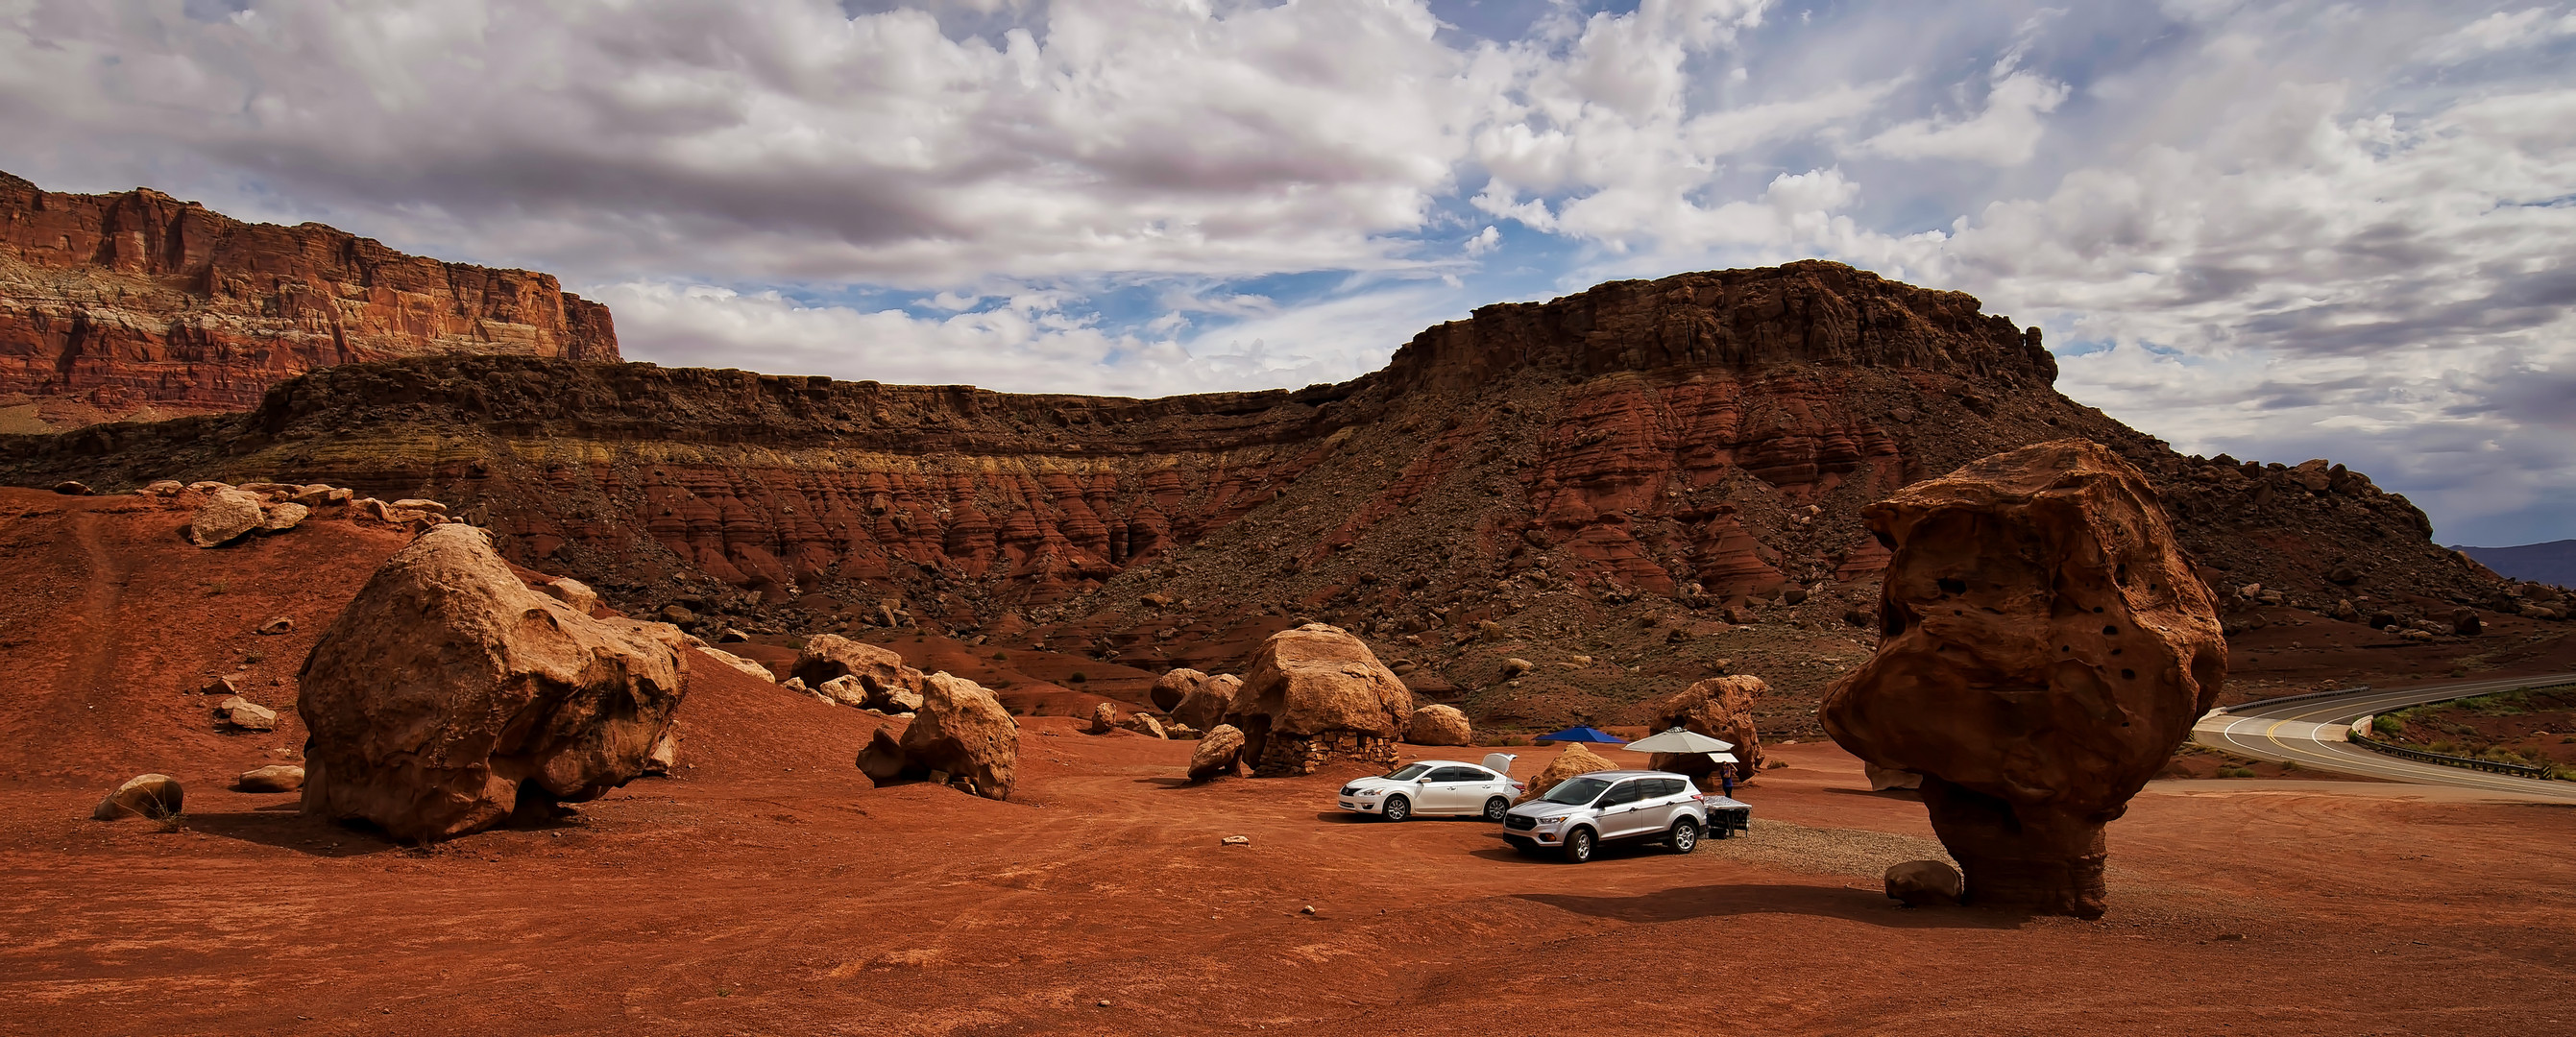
[2457,541,2576,588]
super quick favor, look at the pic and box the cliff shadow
[1514,882,2029,929]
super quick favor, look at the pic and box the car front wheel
[1381,795,1411,823]
[1562,828,1596,863]
[1482,796,1510,822]
[1669,818,1699,854]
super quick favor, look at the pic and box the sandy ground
[6,490,2575,1036]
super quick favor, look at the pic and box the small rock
[660,604,699,625]
[1884,859,1963,906]
[237,765,305,793]
[256,616,294,636]
[717,628,750,643]
[1220,834,1251,846]
[1300,905,1316,915]
[1500,657,1534,678]
[1723,605,1758,625]
[1187,724,1246,782]
[392,498,449,516]
[540,578,599,614]
[51,480,91,495]
[258,501,310,533]
[215,695,279,732]
[1118,712,1167,739]
[143,480,184,496]
[93,774,184,821]
[197,675,241,696]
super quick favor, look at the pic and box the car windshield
[1538,777,1612,806]
[1383,763,1432,781]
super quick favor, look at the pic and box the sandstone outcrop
[1640,675,1766,788]
[0,171,616,428]
[1224,624,1413,776]
[1187,724,1247,782]
[858,672,1017,800]
[1820,440,2226,918]
[1517,744,1616,803]
[297,525,688,843]
[237,765,305,793]
[1405,704,1472,746]
[1172,674,1241,733]
[93,773,183,820]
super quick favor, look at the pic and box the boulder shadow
[1823,786,1923,801]
[1131,777,1197,789]
[182,809,401,857]
[1516,883,2027,929]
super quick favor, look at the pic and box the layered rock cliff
[0,171,616,428]
[0,261,2516,727]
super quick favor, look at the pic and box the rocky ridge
[0,170,616,429]
[0,261,2536,732]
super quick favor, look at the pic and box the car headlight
[1355,789,1382,797]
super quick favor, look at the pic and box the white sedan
[1336,754,1522,822]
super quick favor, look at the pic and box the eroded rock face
[1173,674,1241,733]
[1517,744,1616,803]
[0,171,616,426]
[1223,624,1413,777]
[885,673,1018,800]
[1187,724,1246,782]
[1640,675,1766,788]
[1405,704,1472,746]
[297,525,687,843]
[1820,440,2226,918]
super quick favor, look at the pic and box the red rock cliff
[0,170,617,425]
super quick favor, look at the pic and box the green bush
[2372,715,2405,736]
[1067,671,1087,684]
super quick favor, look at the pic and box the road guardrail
[2211,686,2372,716]
[2345,732,2554,780]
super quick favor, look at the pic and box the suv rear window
[1654,778,1687,797]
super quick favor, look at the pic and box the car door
[1592,780,1651,838]
[1631,778,1684,833]
[1422,766,1489,813]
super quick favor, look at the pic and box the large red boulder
[1821,440,2226,918]
[859,673,1019,801]
[1640,675,1766,788]
[297,525,688,843]
[1222,624,1413,776]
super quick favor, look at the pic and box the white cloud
[1859,68,2068,165]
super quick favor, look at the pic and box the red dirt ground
[6,488,2575,1036]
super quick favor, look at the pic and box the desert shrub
[991,651,1009,661]
[1067,671,1086,684]
[2372,715,2405,736]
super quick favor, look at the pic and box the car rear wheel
[1562,828,1596,863]
[1482,797,1510,822]
[1669,818,1699,854]
[1381,795,1411,823]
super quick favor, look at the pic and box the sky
[2,0,2571,546]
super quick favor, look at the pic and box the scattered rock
[393,498,449,515]
[792,634,923,711]
[1640,674,1767,789]
[1172,673,1242,732]
[215,695,279,732]
[298,525,688,843]
[143,480,184,495]
[1404,704,1473,746]
[2451,608,2482,637]
[237,765,305,793]
[93,774,183,821]
[1087,701,1119,735]
[1223,624,1414,777]
[539,578,599,614]
[1821,441,2226,919]
[717,628,750,643]
[1220,834,1251,846]
[817,675,871,709]
[1884,860,1964,906]
[1864,762,1922,791]
[860,673,1018,800]
[1150,667,1211,711]
[1187,724,1247,782]
[659,604,698,625]
[1118,712,1168,738]
[256,616,294,636]
[258,501,310,534]
[1517,743,1616,803]
[1723,605,1758,625]
[697,647,778,684]
[188,488,268,548]
[643,728,679,776]
[1500,657,1534,678]
[197,675,240,697]
[51,480,90,495]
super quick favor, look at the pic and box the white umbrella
[1621,727,1734,754]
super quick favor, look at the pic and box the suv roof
[1570,769,1684,780]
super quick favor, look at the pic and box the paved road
[2192,671,2576,802]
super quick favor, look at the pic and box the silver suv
[1500,769,1749,863]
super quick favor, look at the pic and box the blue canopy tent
[1532,726,1626,745]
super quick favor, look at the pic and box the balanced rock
[1885,859,1964,907]
[1187,724,1247,782]
[859,673,1017,800]
[298,525,688,843]
[1640,674,1766,788]
[1517,744,1616,803]
[1821,441,2226,918]
[1404,704,1473,746]
[188,488,267,547]
[1222,624,1413,777]
[1150,667,1211,711]
[93,774,184,820]
[1172,673,1242,732]
[237,765,305,793]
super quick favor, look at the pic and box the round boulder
[189,488,267,548]
[1404,704,1473,746]
[1885,859,1964,907]
[93,774,184,820]
[1222,624,1413,776]
[1517,744,1616,803]
[859,673,1019,800]
[1641,674,1767,788]
[1172,673,1242,733]
[1187,724,1247,783]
